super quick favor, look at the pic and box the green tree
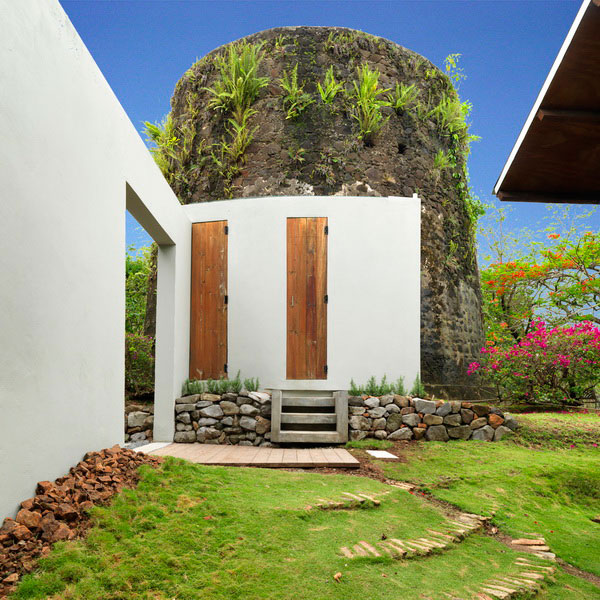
[125,245,152,334]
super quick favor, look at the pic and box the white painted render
[183,196,421,392]
[0,1,190,518]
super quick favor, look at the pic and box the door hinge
[324,225,329,235]
[324,364,328,374]
[224,295,228,305]
[224,225,229,235]
[324,294,328,304]
[224,363,228,374]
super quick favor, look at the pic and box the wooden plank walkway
[148,444,359,468]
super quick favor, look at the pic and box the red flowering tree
[468,320,600,405]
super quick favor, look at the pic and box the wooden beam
[497,191,599,205]
[536,108,600,122]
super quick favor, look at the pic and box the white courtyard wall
[183,196,421,392]
[0,0,190,518]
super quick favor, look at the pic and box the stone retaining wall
[173,391,273,445]
[349,395,517,442]
[170,391,517,445]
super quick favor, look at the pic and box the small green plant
[433,149,452,171]
[229,371,242,394]
[181,378,206,396]
[243,377,260,392]
[288,146,306,164]
[317,66,344,104]
[429,91,472,143]
[444,53,466,88]
[387,82,419,114]
[350,63,390,145]
[204,41,268,122]
[410,373,426,397]
[349,378,364,396]
[391,376,406,395]
[350,375,399,396]
[279,64,315,119]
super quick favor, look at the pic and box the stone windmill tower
[147,26,485,401]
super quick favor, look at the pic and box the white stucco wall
[183,196,420,392]
[0,1,190,518]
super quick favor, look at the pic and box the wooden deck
[148,443,359,468]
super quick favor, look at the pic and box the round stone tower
[159,26,485,398]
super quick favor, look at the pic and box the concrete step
[282,396,335,407]
[280,413,337,425]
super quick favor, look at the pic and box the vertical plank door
[287,217,328,379]
[189,221,228,380]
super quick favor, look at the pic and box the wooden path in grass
[149,443,360,468]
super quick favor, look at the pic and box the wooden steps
[271,390,348,444]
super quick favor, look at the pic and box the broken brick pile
[0,445,162,597]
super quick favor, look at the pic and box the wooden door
[287,217,328,379]
[189,221,228,379]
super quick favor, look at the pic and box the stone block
[400,406,415,415]
[503,414,519,431]
[435,402,452,417]
[364,397,380,409]
[425,425,449,441]
[350,430,367,441]
[494,425,513,441]
[379,394,394,406]
[349,416,370,430]
[393,395,410,408]
[447,425,472,440]
[201,393,221,403]
[372,418,386,430]
[175,404,195,414]
[472,425,494,441]
[240,404,259,417]
[470,417,487,429]
[174,431,196,443]
[388,427,413,441]
[198,418,218,427]
[413,427,426,440]
[127,411,150,428]
[424,414,443,426]
[176,413,191,424]
[460,408,474,424]
[374,430,388,439]
[443,414,462,427]
[176,395,200,404]
[386,413,403,432]
[199,405,224,419]
[402,413,421,427]
[220,401,239,415]
[386,404,400,414]
[488,414,505,429]
[413,398,436,414]
[472,404,491,417]
[348,396,364,407]
[368,407,387,419]
[240,416,257,431]
[256,416,271,435]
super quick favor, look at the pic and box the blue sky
[60,0,597,258]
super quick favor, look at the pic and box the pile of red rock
[0,445,162,597]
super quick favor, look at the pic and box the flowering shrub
[468,320,600,405]
[125,333,155,398]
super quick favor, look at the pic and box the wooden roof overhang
[494,0,600,205]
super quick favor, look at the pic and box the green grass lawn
[381,412,600,579]
[12,412,600,599]
[9,459,565,600]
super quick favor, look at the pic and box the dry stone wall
[348,395,517,442]
[171,391,517,445]
[174,390,273,446]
